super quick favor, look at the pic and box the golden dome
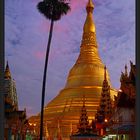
[29,0,117,139]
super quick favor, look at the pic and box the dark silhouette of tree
[37,0,70,139]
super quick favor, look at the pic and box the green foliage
[37,0,70,21]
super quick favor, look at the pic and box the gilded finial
[104,65,107,81]
[102,65,109,89]
[125,64,128,76]
[83,0,95,33]
[4,61,11,79]
[86,0,94,13]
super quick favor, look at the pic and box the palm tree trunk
[40,19,54,140]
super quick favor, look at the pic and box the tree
[37,0,70,139]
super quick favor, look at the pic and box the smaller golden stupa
[29,0,117,139]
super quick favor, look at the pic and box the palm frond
[37,0,70,21]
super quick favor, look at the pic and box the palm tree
[37,0,70,139]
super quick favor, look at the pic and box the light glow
[104,119,108,122]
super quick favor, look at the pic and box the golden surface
[84,0,95,33]
[29,0,117,139]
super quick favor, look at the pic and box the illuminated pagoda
[4,62,27,140]
[29,0,117,139]
[95,66,113,136]
[77,95,92,134]
[70,95,100,140]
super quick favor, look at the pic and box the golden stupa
[29,0,117,139]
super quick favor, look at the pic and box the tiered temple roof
[95,66,112,123]
[115,61,136,108]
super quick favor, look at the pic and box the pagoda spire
[77,94,91,134]
[102,66,109,90]
[81,0,97,47]
[84,0,95,33]
[125,64,128,77]
[95,66,112,122]
[4,61,11,79]
[75,0,103,65]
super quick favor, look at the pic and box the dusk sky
[5,0,135,117]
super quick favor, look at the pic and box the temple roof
[120,61,136,85]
